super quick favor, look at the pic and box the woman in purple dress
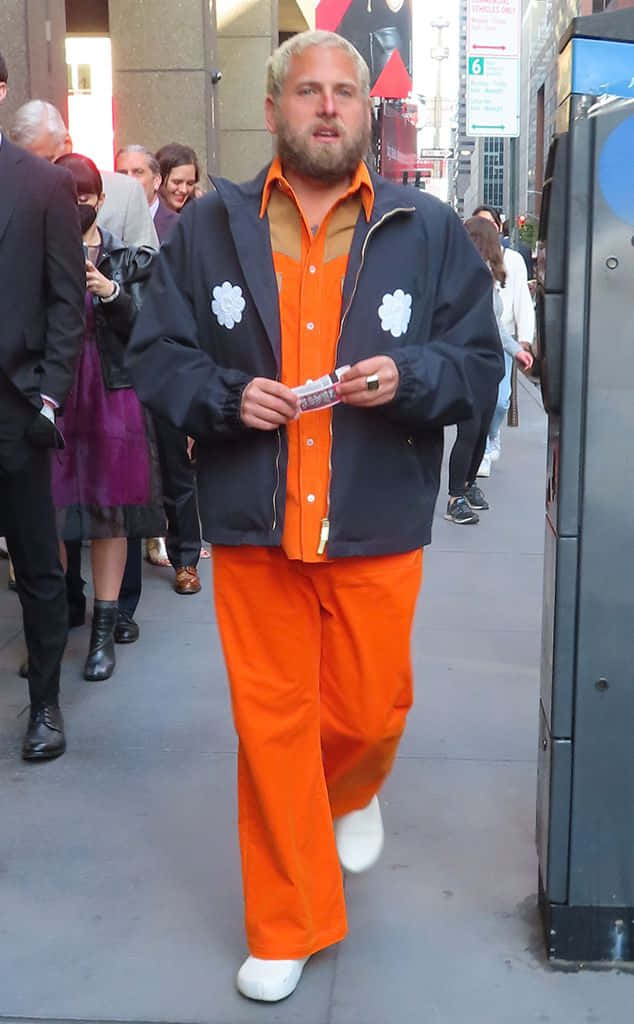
[52,154,163,682]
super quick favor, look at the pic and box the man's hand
[240,378,299,430]
[85,260,117,299]
[335,356,399,407]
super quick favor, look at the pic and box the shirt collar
[259,156,374,222]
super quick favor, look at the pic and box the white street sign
[466,56,520,137]
[467,0,521,59]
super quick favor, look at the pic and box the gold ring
[366,374,380,392]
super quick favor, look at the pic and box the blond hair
[266,30,370,100]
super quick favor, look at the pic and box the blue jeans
[487,351,513,445]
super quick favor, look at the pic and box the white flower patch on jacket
[378,289,412,338]
[211,281,245,330]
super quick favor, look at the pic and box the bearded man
[128,30,503,1002]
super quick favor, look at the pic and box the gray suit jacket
[97,171,159,249]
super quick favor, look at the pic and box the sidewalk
[1,379,632,1024]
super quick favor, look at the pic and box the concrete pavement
[1,378,632,1023]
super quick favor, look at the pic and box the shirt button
[306,321,314,331]
[306,438,314,447]
[309,265,316,274]
[307,493,316,503]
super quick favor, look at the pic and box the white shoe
[334,795,384,873]
[236,955,309,1002]
[476,454,491,478]
[488,433,502,462]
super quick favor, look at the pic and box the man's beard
[276,112,370,184]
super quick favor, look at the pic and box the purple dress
[52,292,164,541]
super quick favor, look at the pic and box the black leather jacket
[93,228,155,389]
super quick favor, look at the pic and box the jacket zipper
[271,427,281,531]
[317,206,415,555]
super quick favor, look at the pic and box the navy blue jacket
[127,165,503,557]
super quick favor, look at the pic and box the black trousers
[153,415,201,570]
[118,538,142,616]
[448,397,497,497]
[1,447,68,708]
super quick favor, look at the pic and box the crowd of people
[1,27,525,1004]
[2,98,209,686]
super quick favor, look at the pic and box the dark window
[483,136,504,209]
[65,0,109,34]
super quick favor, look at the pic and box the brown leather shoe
[174,565,201,595]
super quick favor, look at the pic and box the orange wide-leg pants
[212,545,423,959]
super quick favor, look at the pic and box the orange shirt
[260,158,374,561]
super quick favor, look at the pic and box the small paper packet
[292,365,351,413]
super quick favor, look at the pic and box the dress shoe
[22,703,66,761]
[114,608,140,644]
[174,565,201,595]
[334,795,384,874]
[236,955,309,1002]
[84,599,118,681]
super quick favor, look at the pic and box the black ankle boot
[84,600,118,681]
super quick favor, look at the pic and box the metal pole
[508,134,518,246]
[507,135,519,427]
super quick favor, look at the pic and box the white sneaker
[236,955,309,1002]
[334,795,384,873]
[488,432,502,462]
[476,454,491,478]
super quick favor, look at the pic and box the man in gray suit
[9,100,158,249]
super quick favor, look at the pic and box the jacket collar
[97,226,127,264]
[211,163,413,222]
[208,165,417,369]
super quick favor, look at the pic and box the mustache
[307,118,346,134]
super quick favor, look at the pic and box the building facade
[0,0,312,183]
[448,0,474,216]
[454,0,631,222]
[523,0,634,220]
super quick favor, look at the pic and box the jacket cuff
[222,379,250,432]
[504,336,523,358]
[390,349,418,409]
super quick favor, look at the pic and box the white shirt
[499,247,535,344]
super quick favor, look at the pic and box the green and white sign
[466,56,520,137]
